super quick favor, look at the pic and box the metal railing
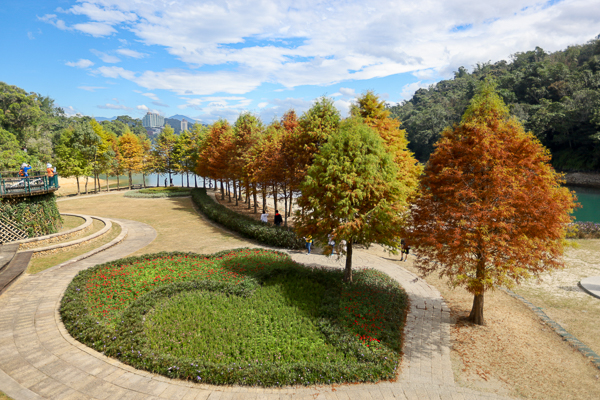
[0,171,59,197]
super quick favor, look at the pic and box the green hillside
[389,36,600,171]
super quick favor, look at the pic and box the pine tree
[408,81,577,325]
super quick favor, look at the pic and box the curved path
[0,216,514,399]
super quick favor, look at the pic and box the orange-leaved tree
[117,129,143,189]
[408,81,577,325]
[351,90,422,200]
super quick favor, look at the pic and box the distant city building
[181,119,188,132]
[142,112,164,128]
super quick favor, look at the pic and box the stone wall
[564,172,600,188]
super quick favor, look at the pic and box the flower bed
[191,188,303,249]
[124,187,191,198]
[60,249,407,387]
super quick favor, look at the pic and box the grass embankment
[191,188,303,249]
[26,222,122,274]
[60,249,407,386]
[125,187,191,198]
[59,215,85,232]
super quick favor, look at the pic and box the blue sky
[1,0,599,123]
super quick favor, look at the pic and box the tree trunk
[247,184,251,209]
[76,176,80,195]
[106,174,110,192]
[468,256,486,325]
[262,186,266,212]
[220,180,225,200]
[227,181,232,202]
[468,293,485,325]
[253,184,258,214]
[128,171,132,190]
[187,172,189,187]
[273,184,278,212]
[343,239,353,283]
[234,180,239,206]
[195,175,198,188]
[85,176,89,194]
[143,173,146,188]
[156,174,159,187]
[283,183,288,226]
[117,175,120,189]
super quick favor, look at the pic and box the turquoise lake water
[571,186,600,223]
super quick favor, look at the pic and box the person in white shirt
[260,210,269,223]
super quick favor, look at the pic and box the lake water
[571,186,600,223]
[104,174,600,223]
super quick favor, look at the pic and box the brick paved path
[0,217,515,399]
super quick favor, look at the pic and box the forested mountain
[389,37,600,171]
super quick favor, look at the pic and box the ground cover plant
[567,221,600,239]
[60,248,407,386]
[191,188,303,249]
[125,187,191,198]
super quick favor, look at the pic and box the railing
[0,171,59,197]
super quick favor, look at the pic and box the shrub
[0,193,62,238]
[124,188,191,198]
[60,249,408,387]
[567,221,600,239]
[191,188,304,249]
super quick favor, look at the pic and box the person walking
[328,233,336,256]
[304,235,313,254]
[260,210,269,224]
[274,210,283,226]
[400,238,410,261]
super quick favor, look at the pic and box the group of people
[260,209,283,226]
[302,235,411,260]
[259,208,412,260]
[16,163,56,186]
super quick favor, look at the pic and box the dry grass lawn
[363,244,600,400]
[59,215,85,232]
[26,222,122,274]
[57,191,260,256]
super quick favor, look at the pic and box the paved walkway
[0,217,515,399]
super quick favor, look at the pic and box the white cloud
[27,32,35,40]
[400,81,431,99]
[97,103,132,110]
[91,49,121,63]
[50,0,600,97]
[78,86,106,92]
[94,66,136,80]
[62,106,80,117]
[73,22,116,37]
[258,102,268,108]
[142,92,159,101]
[116,48,147,58]
[137,105,149,111]
[69,2,137,24]
[66,59,95,68]
[339,87,356,98]
[152,101,169,107]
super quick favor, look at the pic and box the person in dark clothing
[274,210,283,226]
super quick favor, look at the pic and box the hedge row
[191,188,304,249]
[124,188,191,198]
[0,193,62,238]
